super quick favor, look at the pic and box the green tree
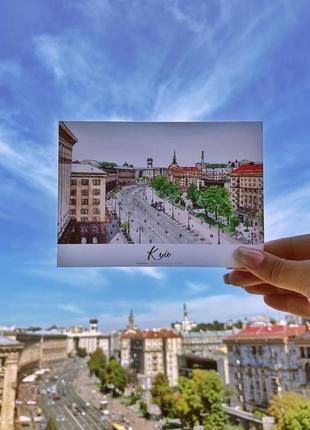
[139,400,151,419]
[100,357,128,396]
[151,373,176,417]
[229,215,240,231]
[87,348,107,377]
[76,347,87,358]
[187,183,200,207]
[45,417,57,430]
[175,370,227,430]
[98,161,117,169]
[197,186,233,225]
[268,392,310,430]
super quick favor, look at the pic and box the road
[113,185,200,244]
[39,359,111,430]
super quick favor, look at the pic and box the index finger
[264,234,310,260]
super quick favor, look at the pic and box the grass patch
[197,213,233,234]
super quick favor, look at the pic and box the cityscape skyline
[67,121,263,166]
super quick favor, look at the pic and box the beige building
[225,324,306,411]
[0,336,23,430]
[70,163,107,223]
[228,163,263,223]
[121,329,182,387]
[58,122,78,240]
[16,332,68,368]
[66,319,113,358]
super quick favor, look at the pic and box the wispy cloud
[115,267,166,280]
[186,281,210,295]
[265,184,310,241]
[57,303,84,315]
[99,293,273,329]
[0,123,56,195]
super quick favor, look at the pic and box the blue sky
[0,0,310,330]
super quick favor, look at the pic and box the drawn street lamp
[187,212,191,230]
[136,226,144,244]
[118,202,123,226]
[151,187,154,204]
[171,203,175,220]
[127,211,132,236]
[216,204,221,244]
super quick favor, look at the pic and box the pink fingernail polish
[223,273,231,284]
[235,247,265,268]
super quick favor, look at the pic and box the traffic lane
[120,187,199,244]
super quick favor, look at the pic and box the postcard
[57,121,264,267]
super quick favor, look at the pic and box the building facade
[228,163,263,224]
[121,329,182,387]
[0,336,23,430]
[70,163,107,223]
[16,332,68,369]
[58,122,78,240]
[225,325,306,411]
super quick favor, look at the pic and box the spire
[183,303,188,319]
[172,149,177,165]
[201,150,204,163]
[127,309,136,330]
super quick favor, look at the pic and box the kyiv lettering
[147,246,171,261]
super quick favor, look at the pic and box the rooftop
[71,162,106,174]
[230,163,263,175]
[225,324,306,342]
[122,329,180,339]
[0,335,20,346]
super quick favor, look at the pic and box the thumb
[233,247,310,297]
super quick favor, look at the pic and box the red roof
[121,329,180,339]
[226,325,306,341]
[230,163,263,175]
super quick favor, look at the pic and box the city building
[171,303,197,332]
[66,319,119,359]
[168,150,200,192]
[136,158,168,180]
[121,329,182,387]
[58,122,78,241]
[121,312,182,387]
[228,163,263,225]
[225,324,306,411]
[115,165,136,186]
[0,335,23,430]
[16,332,68,369]
[70,162,107,223]
[294,331,310,397]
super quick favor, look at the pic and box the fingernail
[235,247,265,268]
[223,273,231,284]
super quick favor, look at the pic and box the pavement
[112,185,199,244]
[74,365,158,430]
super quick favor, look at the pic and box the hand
[223,234,310,317]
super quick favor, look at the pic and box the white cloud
[115,267,166,280]
[57,303,84,315]
[99,293,273,330]
[0,123,57,195]
[265,184,310,241]
[186,281,210,295]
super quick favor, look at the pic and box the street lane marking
[65,405,86,430]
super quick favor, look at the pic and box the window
[70,189,76,196]
[81,199,88,205]
[70,199,76,205]
[93,179,101,186]
[93,189,100,195]
[81,217,88,222]
[81,179,89,186]
[71,179,77,186]
[70,209,76,215]
[93,208,100,215]
[93,199,100,206]
[92,217,99,222]
[81,189,89,196]
[81,208,88,215]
